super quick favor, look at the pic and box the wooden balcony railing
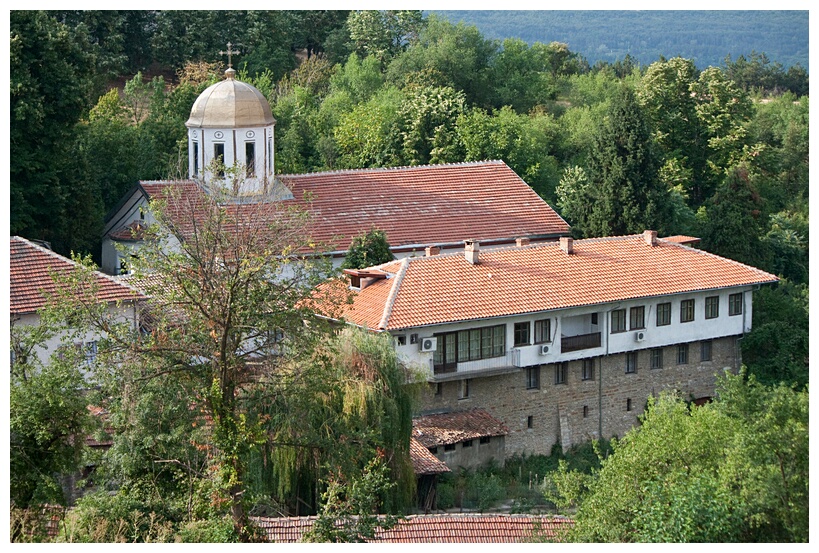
[561,332,601,353]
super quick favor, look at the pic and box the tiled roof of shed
[128,161,570,253]
[253,513,572,543]
[10,236,145,315]
[324,233,778,331]
[410,438,451,475]
[413,409,509,448]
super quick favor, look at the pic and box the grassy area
[434,439,612,513]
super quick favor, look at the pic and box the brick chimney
[560,236,574,254]
[643,230,658,246]
[516,237,530,247]
[425,245,441,257]
[464,240,480,264]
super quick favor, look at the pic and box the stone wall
[417,336,740,457]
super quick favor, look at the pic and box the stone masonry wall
[417,336,740,458]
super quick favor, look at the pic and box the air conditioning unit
[539,344,551,355]
[420,337,437,353]
[635,331,646,342]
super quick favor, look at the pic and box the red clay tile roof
[132,161,570,253]
[410,437,451,475]
[10,237,146,315]
[413,409,509,448]
[662,235,702,245]
[324,233,778,330]
[277,161,570,251]
[253,513,572,543]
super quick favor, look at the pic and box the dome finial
[219,42,241,79]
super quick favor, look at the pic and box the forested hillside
[432,10,809,72]
[10,10,808,543]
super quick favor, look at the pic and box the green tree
[10,11,96,255]
[347,10,425,67]
[396,84,466,166]
[567,85,671,237]
[699,165,767,267]
[341,227,395,270]
[333,87,404,169]
[10,320,94,508]
[387,15,497,108]
[490,38,557,113]
[546,372,808,542]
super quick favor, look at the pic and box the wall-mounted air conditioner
[420,337,437,353]
[539,344,551,355]
[635,331,646,342]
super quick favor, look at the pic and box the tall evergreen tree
[568,85,671,237]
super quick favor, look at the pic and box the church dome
[186,68,275,128]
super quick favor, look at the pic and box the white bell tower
[185,43,285,197]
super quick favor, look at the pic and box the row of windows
[513,319,552,347]
[428,435,491,454]
[193,140,273,178]
[520,341,714,388]
[611,293,743,333]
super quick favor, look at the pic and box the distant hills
[430,11,809,71]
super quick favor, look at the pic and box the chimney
[425,245,441,257]
[464,239,480,264]
[560,236,574,255]
[516,237,530,247]
[643,230,658,246]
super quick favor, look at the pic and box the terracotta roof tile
[133,161,570,253]
[326,234,778,330]
[662,235,702,245]
[413,409,509,448]
[10,237,146,315]
[410,437,451,475]
[253,513,572,543]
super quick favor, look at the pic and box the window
[527,416,534,429]
[534,319,551,344]
[582,358,595,381]
[410,333,418,344]
[677,344,689,365]
[459,379,471,399]
[729,293,743,316]
[554,362,567,385]
[611,309,626,333]
[514,321,531,346]
[193,141,199,176]
[456,325,505,363]
[680,299,695,323]
[627,398,633,411]
[630,306,645,330]
[701,340,713,362]
[625,352,637,374]
[583,405,589,418]
[213,143,225,176]
[656,302,671,326]
[245,142,255,177]
[444,444,456,452]
[429,446,438,454]
[83,341,98,368]
[268,138,273,172]
[395,335,406,346]
[705,296,719,319]
[463,440,473,448]
[479,436,491,445]
[526,366,540,389]
[591,313,599,325]
[650,348,663,370]
[434,382,442,396]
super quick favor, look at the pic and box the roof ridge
[278,160,506,180]
[378,257,410,330]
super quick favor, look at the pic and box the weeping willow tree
[247,327,420,517]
